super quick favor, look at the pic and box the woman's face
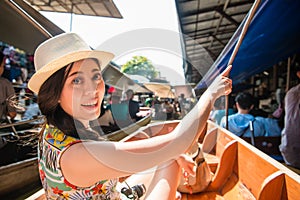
[60,59,105,124]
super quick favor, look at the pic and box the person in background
[28,33,232,200]
[161,99,174,120]
[272,87,285,129]
[280,65,300,169]
[122,89,141,122]
[152,95,161,119]
[178,93,188,117]
[144,95,153,108]
[255,116,282,137]
[106,93,121,111]
[220,92,265,137]
[22,95,41,120]
[210,96,235,125]
[0,51,16,122]
[173,99,182,120]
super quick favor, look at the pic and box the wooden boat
[0,116,45,198]
[0,157,40,198]
[0,116,45,166]
[180,121,300,199]
[26,119,300,199]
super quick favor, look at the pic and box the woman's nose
[84,80,98,94]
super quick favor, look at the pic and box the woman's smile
[81,100,99,110]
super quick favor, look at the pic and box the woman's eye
[93,73,102,81]
[72,77,82,84]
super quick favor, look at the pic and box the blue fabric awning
[196,0,300,89]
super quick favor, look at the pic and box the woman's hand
[176,154,197,177]
[207,65,232,102]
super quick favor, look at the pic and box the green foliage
[121,56,158,80]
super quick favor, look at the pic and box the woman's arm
[61,66,232,187]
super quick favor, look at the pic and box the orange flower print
[92,184,104,195]
[52,186,63,194]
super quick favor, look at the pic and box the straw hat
[28,32,114,94]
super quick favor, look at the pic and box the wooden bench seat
[182,122,300,200]
[281,171,300,199]
[203,153,219,173]
[200,125,235,174]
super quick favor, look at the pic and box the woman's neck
[80,120,91,130]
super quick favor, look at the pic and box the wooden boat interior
[0,116,45,166]
[179,121,300,200]
[25,120,300,200]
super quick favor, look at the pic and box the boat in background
[0,157,40,198]
[0,116,45,198]
[0,116,45,166]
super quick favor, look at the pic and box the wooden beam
[215,8,239,26]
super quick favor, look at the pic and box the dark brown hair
[38,64,80,136]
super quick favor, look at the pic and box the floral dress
[38,125,121,200]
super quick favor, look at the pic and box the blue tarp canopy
[196,0,300,89]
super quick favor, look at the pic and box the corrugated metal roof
[26,0,122,18]
[175,0,254,84]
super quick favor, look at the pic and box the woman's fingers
[207,65,233,98]
[221,65,232,95]
[221,65,232,77]
[177,154,197,176]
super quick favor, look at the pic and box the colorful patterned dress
[38,125,121,199]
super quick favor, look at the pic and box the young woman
[28,33,232,200]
